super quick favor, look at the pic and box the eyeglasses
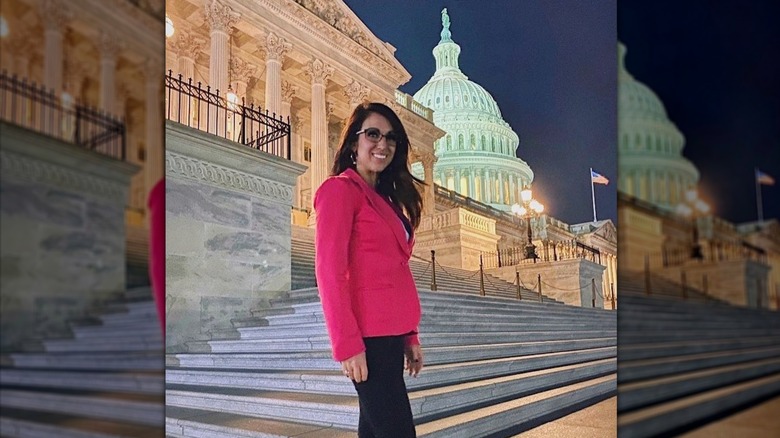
[356,127,398,147]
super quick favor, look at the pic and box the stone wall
[656,260,770,308]
[488,258,606,308]
[414,207,500,270]
[165,122,305,353]
[0,122,138,351]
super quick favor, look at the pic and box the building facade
[411,9,534,212]
[618,42,778,308]
[165,0,617,307]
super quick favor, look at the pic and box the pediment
[593,220,617,243]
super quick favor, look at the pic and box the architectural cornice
[167,152,295,204]
[166,121,306,205]
[237,0,409,89]
[0,122,138,202]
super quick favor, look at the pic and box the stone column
[421,153,436,216]
[648,170,655,202]
[304,58,333,219]
[607,254,617,306]
[4,32,35,79]
[455,169,462,193]
[40,0,71,96]
[468,169,475,200]
[263,32,291,118]
[344,79,370,109]
[289,115,305,209]
[98,32,122,113]
[281,81,298,126]
[482,169,490,204]
[509,175,516,205]
[165,37,178,76]
[144,58,163,226]
[174,32,204,127]
[61,57,85,142]
[174,32,203,81]
[227,57,254,141]
[498,171,506,204]
[205,0,239,135]
[281,81,299,174]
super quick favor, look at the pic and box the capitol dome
[414,65,504,121]
[618,42,699,210]
[411,9,533,212]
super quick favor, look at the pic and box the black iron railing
[434,184,521,225]
[661,240,767,268]
[165,70,291,160]
[482,239,602,269]
[0,71,126,161]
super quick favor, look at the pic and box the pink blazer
[314,168,421,361]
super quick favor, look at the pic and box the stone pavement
[515,396,616,437]
[680,396,780,438]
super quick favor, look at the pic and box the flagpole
[756,167,764,223]
[590,167,597,222]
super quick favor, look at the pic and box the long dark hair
[331,102,425,229]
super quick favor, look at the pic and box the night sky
[344,0,618,225]
[619,0,780,224]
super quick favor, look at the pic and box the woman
[314,102,424,437]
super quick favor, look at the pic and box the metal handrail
[164,70,291,159]
[0,70,126,161]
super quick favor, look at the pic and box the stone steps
[42,336,163,352]
[0,369,163,394]
[616,292,780,436]
[618,336,780,361]
[1,408,163,438]
[229,321,612,341]
[260,299,610,324]
[3,351,164,370]
[618,372,780,438]
[415,375,616,437]
[163,237,616,436]
[619,345,780,383]
[165,406,352,438]
[0,389,164,427]
[618,357,780,412]
[167,286,616,436]
[167,347,616,390]
[186,330,614,353]
[290,239,555,303]
[171,337,616,368]
[166,359,615,430]
[70,325,163,339]
[0,293,164,437]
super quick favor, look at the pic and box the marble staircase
[292,238,558,303]
[617,275,780,437]
[165,237,617,437]
[0,287,165,437]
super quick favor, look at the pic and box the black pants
[352,336,416,438]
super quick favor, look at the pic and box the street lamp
[511,188,544,260]
[676,188,710,260]
[165,15,175,38]
[0,16,9,38]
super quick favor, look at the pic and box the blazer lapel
[344,169,411,256]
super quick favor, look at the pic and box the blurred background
[0,0,165,436]
[617,0,780,436]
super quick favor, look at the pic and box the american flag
[591,170,609,185]
[756,169,775,186]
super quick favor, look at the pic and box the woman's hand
[341,352,368,383]
[404,344,424,377]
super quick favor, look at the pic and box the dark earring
[350,151,356,165]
